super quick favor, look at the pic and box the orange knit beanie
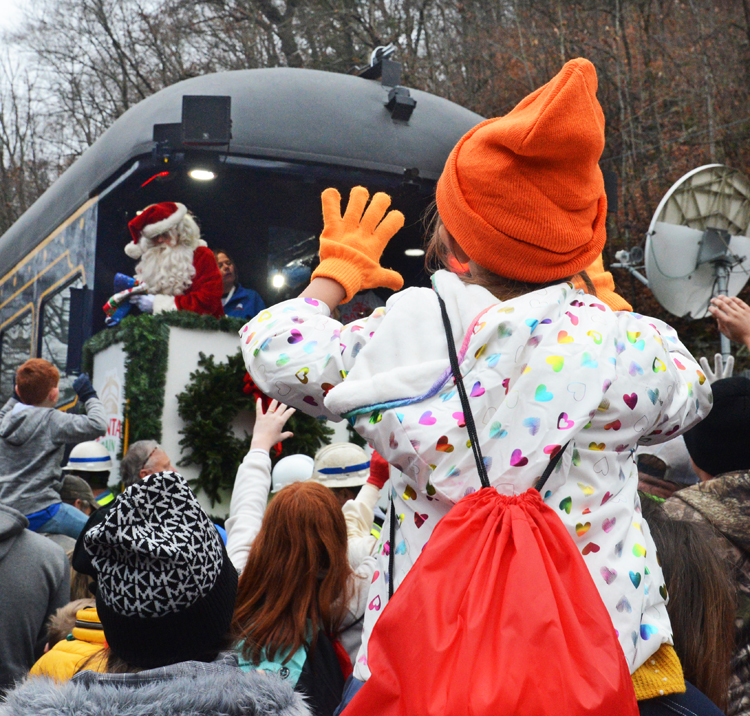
[436,58,607,283]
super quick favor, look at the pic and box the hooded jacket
[30,607,107,681]
[664,472,750,716]
[241,270,711,677]
[0,396,107,515]
[0,504,70,696]
[0,655,309,716]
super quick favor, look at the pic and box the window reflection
[40,277,84,406]
[0,312,33,402]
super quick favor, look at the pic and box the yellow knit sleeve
[631,644,686,701]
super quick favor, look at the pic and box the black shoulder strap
[388,492,396,600]
[437,293,491,489]
[436,292,568,493]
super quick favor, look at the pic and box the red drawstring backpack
[345,294,639,716]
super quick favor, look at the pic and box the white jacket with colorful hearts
[241,270,712,678]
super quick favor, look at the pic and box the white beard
[135,243,196,296]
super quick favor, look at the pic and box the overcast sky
[0,0,23,34]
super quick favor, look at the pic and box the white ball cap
[312,443,371,489]
[63,441,114,472]
[271,454,315,493]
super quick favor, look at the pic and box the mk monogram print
[85,471,222,618]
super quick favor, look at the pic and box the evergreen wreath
[177,350,333,505]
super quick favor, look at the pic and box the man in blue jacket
[214,249,265,319]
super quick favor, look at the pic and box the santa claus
[125,202,224,318]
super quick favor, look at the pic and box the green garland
[82,312,247,455]
[176,350,333,505]
[83,311,333,503]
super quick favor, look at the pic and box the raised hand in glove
[129,294,155,314]
[699,353,734,385]
[73,373,98,402]
[367,449,390,490]
[311,186,405,304]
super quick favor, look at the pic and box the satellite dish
[645,164,750,321]
[613,164,750,359]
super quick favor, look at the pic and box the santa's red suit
[126,202,224,318]
[151,245,224,318]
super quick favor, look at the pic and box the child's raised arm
[225,399,295,573]
[241,187,405,422]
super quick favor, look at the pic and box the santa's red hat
[126,202,188,259]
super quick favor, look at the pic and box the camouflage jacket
[664,471,750,716]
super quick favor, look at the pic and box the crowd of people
[1,56,750,716]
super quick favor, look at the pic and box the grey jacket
[0,396,107,514]
[0,654,310,716]
[0,504,69,696]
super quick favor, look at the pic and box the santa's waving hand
[126,202,224,318]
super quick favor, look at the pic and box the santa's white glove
[699,353,734,384]
[129,294,155,314]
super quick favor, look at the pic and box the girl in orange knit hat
[242,59,713,712]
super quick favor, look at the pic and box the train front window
[0,311,34,402]
[39,276,85,406]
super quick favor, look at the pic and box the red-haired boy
[0,360,107,538]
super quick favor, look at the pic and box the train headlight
[188,169,216,181]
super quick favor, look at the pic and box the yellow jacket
[30,607,107,681]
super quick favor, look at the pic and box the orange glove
[312,186,405,303]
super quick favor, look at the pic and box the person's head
[312,442,370,507]
[271,453,314,493]
[641,500,735,711]
[45,598,96,649]
[60,475,98,516]
[214,249,237,296]
[233,481,352,665]
[62,441,113,491]
[428,58,606,302]
[125,202,202,258]
[637,437,699,499]
[15,358,59,407]
[683,376,750,480]
[126,202,206,297]
[83,471,237,671]
[120,440,174,488]
[66,548,94,601]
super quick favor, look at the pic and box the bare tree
[0,61,50,235]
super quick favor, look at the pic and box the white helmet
[312,443,370,488]
[271,454,315,492]
[63,441,114,472]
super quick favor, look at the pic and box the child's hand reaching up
[709,295,750,349]
[309,186,405,304]
[250,399,295,453]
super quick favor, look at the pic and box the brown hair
[15,358,59,405]
[232,481,353,665]
[424,206,596,301]
[66,549,94,601]
[46,598,96,647]
[642,500,735,710]
[213,248,235,265]
[637,454,668,480]
[77,634,235,675]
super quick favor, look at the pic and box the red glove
[367,450,390,490]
